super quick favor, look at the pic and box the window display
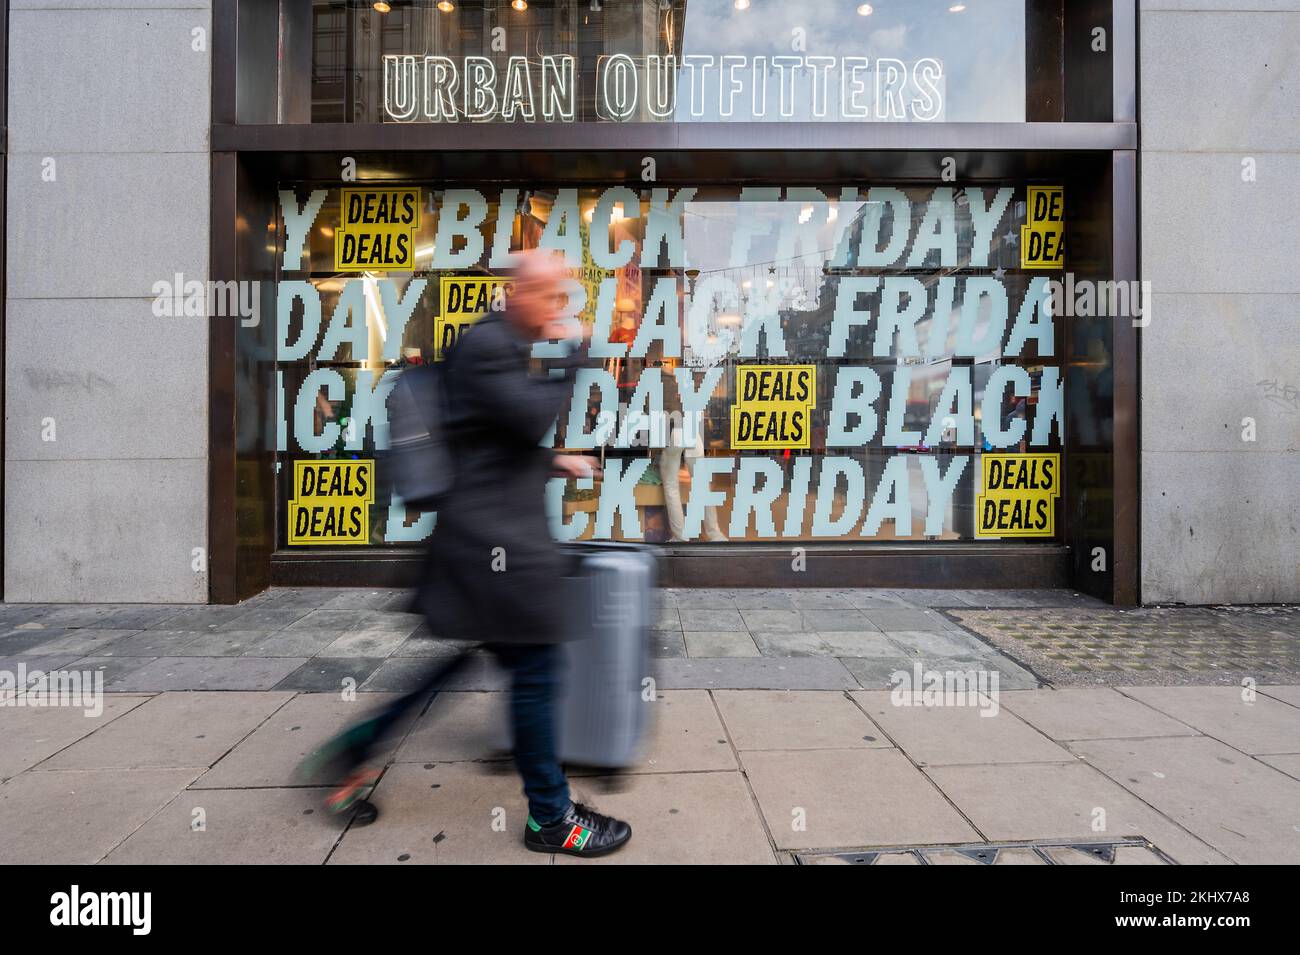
[270,181,1064,549]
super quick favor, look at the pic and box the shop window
[270,181,1065,549]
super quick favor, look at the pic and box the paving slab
[361,656,502,693]
[0,654,91,685]
[960,590,1056,609]
[883,628,999,658]
[787,592,858,610]
[17,605,126,629]
[432,655,508,691]
[176,630,275,657]
[250,590,335,611]
[1119,685,1300,754]
[197,693,419,788]
[94,607,186,631]
[35,629,148,657]
[615,690,736,774]
[328,762,548,865]
[740,609,807,633]
[799,609,880,631]
[683,630,759,657]
[679,608,747,632]
[853,690,1074,766]
[649,631,689,658]
[838,655,1042,690]
[751,630,900,657]
[103,786,341,864]
[1069,735,1300,865]
[998,688,1198,741]
[214,608,311,632]
[284,610,401,632]
[352,612,425,634]
[66,655,159,687]
[242,629,340,658]
[273,657,386,693]
[742,748,980,850]
[0,605,57,627]
[319,590,408,611]
[889,589,979,608]
[670,589,742,609]
[556,771,776,865]
[0,695,152,780]
[392,635,477,658]
[318,628,409,658]
[0,629,80,655]
[90,629,205,657]
[1257,753,1300,781]
[653,605,681,629]
[0,767,202,864]
[840,590,920,610]
[713,690,891,751]
[1259,685,1300,707]
[395,691,509,763]
[38,691,293,771]
[654,657,858,690]
[145,607,254,632]
[109,655,307,692]
[862,609,956,632]
[731,591,798,610]
[924,761,1231,865]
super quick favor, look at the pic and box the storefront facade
[207,0,1137,604]
[14,1,1294,609]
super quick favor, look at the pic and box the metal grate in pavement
[794,838,1176,866]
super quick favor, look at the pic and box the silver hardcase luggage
[496,542,656,768]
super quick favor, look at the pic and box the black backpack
[387,358,454,510]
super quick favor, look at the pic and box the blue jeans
[343,641,571,827]
[489,643,571,825]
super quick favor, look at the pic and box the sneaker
[524,802,632,857]
[324,767,380,816]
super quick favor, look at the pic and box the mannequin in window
[658,360,727,542]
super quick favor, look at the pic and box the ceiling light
[373,1,391,12]
[437,1,455,12]
[857,3,873,14]
[512,0,528,10]
[734,0,750,10]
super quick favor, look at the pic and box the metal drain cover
[794,838,1175,865]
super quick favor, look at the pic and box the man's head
[505,249,571,341]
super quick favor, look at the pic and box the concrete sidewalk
[1,588,1298,864]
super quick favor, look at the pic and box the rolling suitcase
[494,541,657,769]
[555,542,657,767]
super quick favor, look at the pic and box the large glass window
[305,0,1027,123]
[270,179,1064,549]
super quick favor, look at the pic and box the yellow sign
[287,460,375,545]
[436,275,508,358]
[976,453,1060,538]
[730,365,816,450]
[1020,185,1065,270]
[334,188,420,271]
